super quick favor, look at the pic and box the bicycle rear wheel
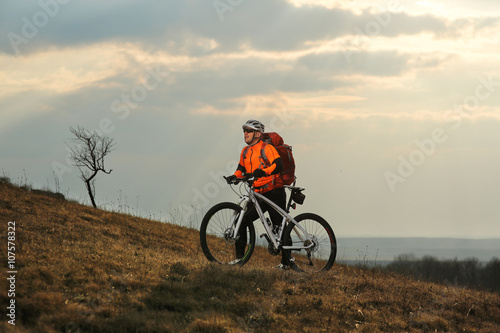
[200,202,255,266]
[282,213,337,273]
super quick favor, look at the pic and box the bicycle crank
[260,233,281,256]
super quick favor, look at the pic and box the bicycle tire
[282,213,337,273]
[200,202,256,266]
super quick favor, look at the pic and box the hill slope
[1,182,499,332]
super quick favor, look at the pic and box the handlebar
[224,173,258,185]
[224,174,305,207]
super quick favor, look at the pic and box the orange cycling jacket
[234,139,284,193]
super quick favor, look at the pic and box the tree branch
[67,126,115,208]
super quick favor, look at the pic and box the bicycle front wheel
[282,213,337,273]
[200,202,255,266]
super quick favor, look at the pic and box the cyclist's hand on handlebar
[224,175,237,184]
[224,173,258,185]
[253,169,266,178]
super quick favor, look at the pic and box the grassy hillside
[1,181,499,332]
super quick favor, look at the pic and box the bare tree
[67,126,115,208]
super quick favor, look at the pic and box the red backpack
[261,132,296,185]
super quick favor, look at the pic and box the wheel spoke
[284,213,336,273]
[200,203,255,266]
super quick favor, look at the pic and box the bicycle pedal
[260,233,272,243]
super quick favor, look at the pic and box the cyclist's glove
[225,175,237,184]
[253,169,267,178]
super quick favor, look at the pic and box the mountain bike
[199,174,337,273]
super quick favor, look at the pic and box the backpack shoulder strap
[260,142,271,167]
[242,146,250,160]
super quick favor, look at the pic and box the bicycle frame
[230,182,313,252]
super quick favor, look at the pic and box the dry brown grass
[1,182,499,332]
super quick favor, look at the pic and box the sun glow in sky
[1,0,500,239]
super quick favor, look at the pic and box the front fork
[229,197,250,240]
[231,196,280,252]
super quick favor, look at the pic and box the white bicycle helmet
[242,119,265,133]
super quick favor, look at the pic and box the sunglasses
[243,128,255,133]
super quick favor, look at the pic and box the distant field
[337,237,500,263]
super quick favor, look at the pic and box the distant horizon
[336,237,500,262]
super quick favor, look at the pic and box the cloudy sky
[1,0,500,239]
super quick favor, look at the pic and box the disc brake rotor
[224,228,236,245]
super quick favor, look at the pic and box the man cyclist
[226,119,290,269]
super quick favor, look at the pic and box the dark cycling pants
[235,188,288,265]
